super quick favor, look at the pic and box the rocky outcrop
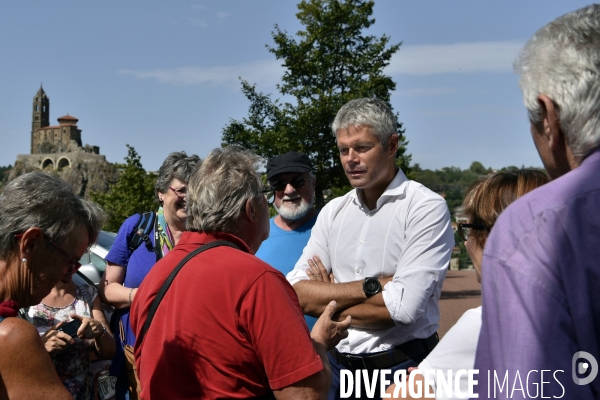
[2,158,119,200]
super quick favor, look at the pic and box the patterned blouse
[27,282,97,400]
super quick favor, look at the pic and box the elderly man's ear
[537,94,563,150]
[243,198,259,223]
[535,94,577,174]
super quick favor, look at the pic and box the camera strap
[136,240,239,347]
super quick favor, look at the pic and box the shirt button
[359,239,364,244]
[355,267,361,273]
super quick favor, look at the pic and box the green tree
[0,164,12,183]
[222,0,410,207]
[91,145,156,232]
[469,161,491,175]
[0,164,12,192]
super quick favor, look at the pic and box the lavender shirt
[474,149,600,399]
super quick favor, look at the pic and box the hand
[310,300,351,351]
[70,314,105,340]
[307,256,333,283]
[41,322,74,354]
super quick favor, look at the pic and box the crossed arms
[288,193,454,331]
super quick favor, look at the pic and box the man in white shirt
[287,98,454,400]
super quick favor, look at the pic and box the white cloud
[388,41,524,75]
[216,11,230,19]
[395,87,458,97]
[119,41,525,89]
[188,17,208,28]
[118,60,283,88]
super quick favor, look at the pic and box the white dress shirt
[287,169,454,354]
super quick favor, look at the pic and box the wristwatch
[363,277,382,297]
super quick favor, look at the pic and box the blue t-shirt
[105,213,159,347]
[255,214,318,330]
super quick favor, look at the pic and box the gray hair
[331,98,397,146]
[515,4,600,163]
[155,151,201,201]
[186,146,263,234]
[0,172,105,259]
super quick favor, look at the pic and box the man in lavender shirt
[474,5,600,399]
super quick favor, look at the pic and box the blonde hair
[461,169,549,246]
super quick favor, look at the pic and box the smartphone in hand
[57,319,82,337]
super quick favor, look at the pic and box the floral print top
[27,282,97,400]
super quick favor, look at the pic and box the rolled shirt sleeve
[382,197,454,326]
[287,170,454,353]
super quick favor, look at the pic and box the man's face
[269,172,315,221]
[336,125,397,189]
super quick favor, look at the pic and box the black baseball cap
[266,152,313,180]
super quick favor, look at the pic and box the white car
[77,230,117,286]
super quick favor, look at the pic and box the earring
[22,258,27,263]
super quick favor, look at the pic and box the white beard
[275,196,314,221]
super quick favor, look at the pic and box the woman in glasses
[98,151,200,400]
[26,266,116,400]
[386,169,548,399]
[0,172,104,399]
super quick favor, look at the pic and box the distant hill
[413,161,543,218]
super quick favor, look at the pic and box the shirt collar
[349,168,409,211]
[178,231,253,254]
[582,146,600,165]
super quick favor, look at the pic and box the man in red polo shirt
[131,146,350,399]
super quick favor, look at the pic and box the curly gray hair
[0,172,105,259]
[186,146,263,234]
[155,151,201,203]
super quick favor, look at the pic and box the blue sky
[0,1,592,172]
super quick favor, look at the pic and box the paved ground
[437,269,481,338]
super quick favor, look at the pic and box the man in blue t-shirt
[255,152,319,329]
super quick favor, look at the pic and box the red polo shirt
[131,231,322,399]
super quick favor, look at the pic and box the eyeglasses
[261,187,276,206]
[169,186,187,198]
[268,176,307,192]
[14,233,81,276]
[45,236,82,276]
[457,223,486,241]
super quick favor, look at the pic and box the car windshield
[96,231,117,250]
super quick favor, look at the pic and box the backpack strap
[136,240,240,347]
[128,212,156,252]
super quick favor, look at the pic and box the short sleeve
[239,270,323,390]
[105,214,141,267]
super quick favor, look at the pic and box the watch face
[364,278,381,295]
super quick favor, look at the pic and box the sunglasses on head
[268,176,307,192]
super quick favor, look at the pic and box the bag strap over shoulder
[128,212,156,252]
[136,240,240,347]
